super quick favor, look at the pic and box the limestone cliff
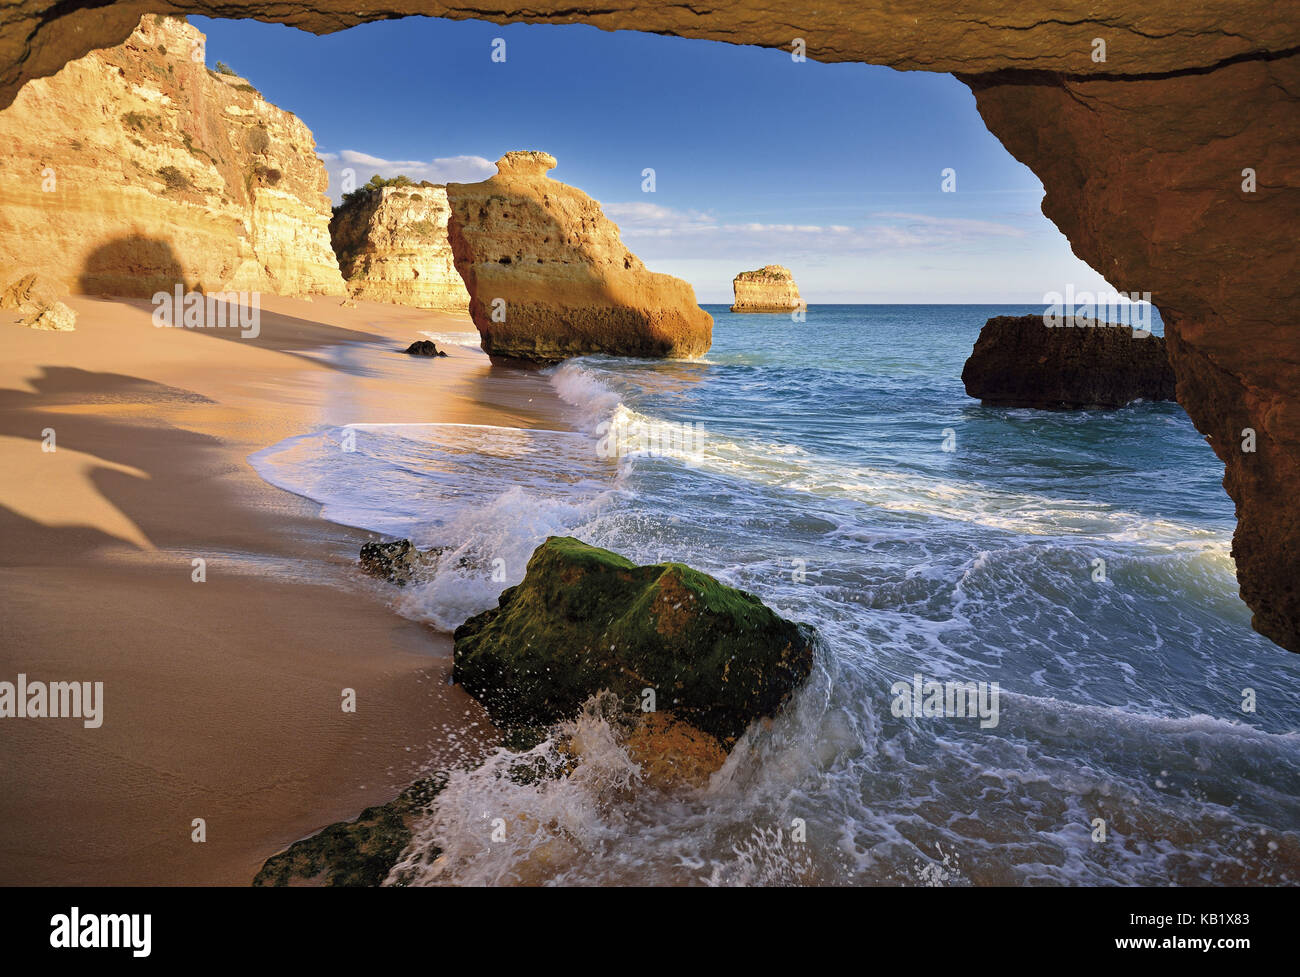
[731,265,802,313]
[329,184,469,312]
[444,151,712,362]
[0,15,344,298]
[962,315,1176,409]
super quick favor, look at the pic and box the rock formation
[1,5,1296,650]
[358,538,430,586]
[444,151,712,362]
[731,265,802,313]
[403,340,447,357]
[329,184,470,311]
[453,536,815,744]
[253,774,447,886]
[962,315,1176,409]
[961,58,1300,654]
[0,14,343,299]
[1,273,76,331]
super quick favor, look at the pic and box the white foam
[250,422,623,628]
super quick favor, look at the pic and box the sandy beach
[0,293,567,884]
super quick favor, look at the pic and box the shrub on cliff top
[339,173,416,207]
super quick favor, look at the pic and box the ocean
[251,304,1300,885]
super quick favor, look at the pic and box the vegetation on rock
[253,775,446,886]
[453,536,815,743]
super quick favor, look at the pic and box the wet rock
[404,339,447,357]
[453,536,815,744]
[252,774,446,886]
[358,538,424,585]
[961,314,1177,408]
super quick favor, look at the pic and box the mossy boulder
[452,537,815,743]
[253,775,445,886]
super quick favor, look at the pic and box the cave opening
[1,4,1297,888]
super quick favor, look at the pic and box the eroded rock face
[453,536,815,744]
[0,15,344,298]
[444,151,712,362]
[329,184,470,311]
[962,57,1300,652]
[731,265,802,313]
[1,272,76,330]
[962,315,1176,408]
[2,4,1297,650]
[4,3,1291,110]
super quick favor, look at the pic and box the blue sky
[194,15,1117,303]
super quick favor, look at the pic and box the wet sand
[0,294,566,884]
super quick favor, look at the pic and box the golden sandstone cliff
[444,151,712,362]
[1,2,1297,654]
[731,265,802,313]
[329,184,470,312]
[0,15,343,299]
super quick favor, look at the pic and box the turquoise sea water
[252,304,1300,885]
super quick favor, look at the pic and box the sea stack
[961,314,1177,408]
[730,265,802,313]
[0,15,344,298]
[329,183,470,312]
[444,151,712,362]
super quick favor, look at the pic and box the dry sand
[0,294,569,884]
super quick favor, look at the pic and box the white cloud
[319,150,497,203]
[870,211,1028,239]
[601,202,719,236]
[599,202,1028,257]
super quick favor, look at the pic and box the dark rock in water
[359,538,422,585]
[961,314,1177,408]
[404,339,447,357]
[252,775,446,887]
[452,536,816,744]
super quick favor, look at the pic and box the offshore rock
[961,315,1177,408]
[445,151,712,362]
[731,265,802,313]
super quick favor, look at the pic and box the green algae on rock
[452,536,816,743]
[253,775,446,886]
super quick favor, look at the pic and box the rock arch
[4,2,1296,651]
